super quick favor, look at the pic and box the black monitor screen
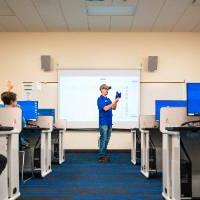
[17,101,38,121]
[155,100,187,121]
[187,83,200,116]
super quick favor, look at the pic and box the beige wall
[0,32,199,149]
[0,32,200,95]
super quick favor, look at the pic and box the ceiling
[0,0,200,32]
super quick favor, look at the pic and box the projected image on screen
[58,70,140,129]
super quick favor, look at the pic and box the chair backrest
[0,107,22,132]
[160,107,187,131]
[54,119,67,129]
[139,115,158,129]
[36,116,53,130]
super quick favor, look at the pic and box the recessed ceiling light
[86,6,135,16]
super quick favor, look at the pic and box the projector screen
[58,69,140,129]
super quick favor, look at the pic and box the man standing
[97,84,119,163]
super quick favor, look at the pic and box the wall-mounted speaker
[41,55,51,71]
[148,56,158,72]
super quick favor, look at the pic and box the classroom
[0,0,200,200]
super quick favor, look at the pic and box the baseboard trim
[65,149,131,153]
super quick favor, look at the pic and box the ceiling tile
[111,16,133,31]
[0,16,25,31]
[131,0,165,31]
[60,0,88,31]
[173,4,200,31]
[152,0,191,31]
[0,0,14,16]
[7,0,46,31]
[33,0,68,31]
[88,16,110,31]
[0,0,198,32]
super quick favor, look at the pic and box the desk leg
[47,132,51,171]
[131,130,137,165]
[141,131,150,178]
[162,134,172,199]
[0,136,9,200]
[8,134,20,200]
[171,135,181,200]
[59,131,65,164]
[146,133,149,178]
[141,131,145,175]
[41,132,45,177]
[62,131,65,163]
[41,131,52,178]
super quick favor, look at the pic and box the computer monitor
[187,83,200,116]
[17,101,38,121]
[155,100,187,121]
[38,108,55,123]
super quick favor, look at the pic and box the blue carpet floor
[19,152,162,200]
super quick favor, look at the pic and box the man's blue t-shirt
[97,95,112,126]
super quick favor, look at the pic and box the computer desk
[21,127,52,178]
[162,126,200,200]
[130,128,140,165]
[0,128,20,200]
[140,127,162,178]
[51,128,65,164]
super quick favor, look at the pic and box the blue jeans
[98,125,112,158]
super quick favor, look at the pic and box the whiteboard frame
[57,69,141,129]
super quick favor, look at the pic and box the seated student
[1,91,28,148]
[0,154,7,175]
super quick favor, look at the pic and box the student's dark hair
[1,91,17,105]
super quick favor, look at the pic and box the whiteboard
[58,69,140,129]
[141,82,186,115]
